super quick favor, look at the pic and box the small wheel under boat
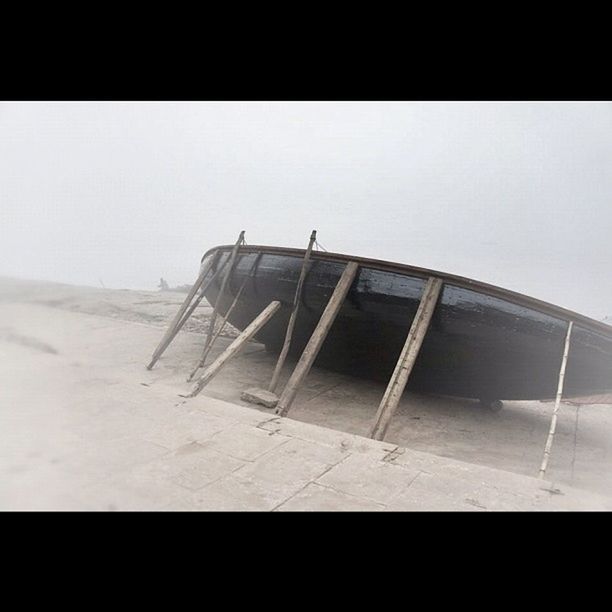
[479,398,504,412]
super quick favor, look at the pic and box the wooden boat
[199,245,612,402]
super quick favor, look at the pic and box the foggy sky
[1,102,610,319]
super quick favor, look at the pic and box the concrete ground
[1,277,611,511]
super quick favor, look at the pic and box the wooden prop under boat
[198,244,612,402]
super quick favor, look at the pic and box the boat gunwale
[202,244,612,337]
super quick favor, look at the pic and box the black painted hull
[201,246,612,401]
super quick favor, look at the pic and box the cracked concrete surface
[1,277,611,511]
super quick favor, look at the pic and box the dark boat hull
[201,246,612,401]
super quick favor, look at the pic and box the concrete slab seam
[272,451,355,511]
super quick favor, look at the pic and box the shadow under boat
[199,245,612,403]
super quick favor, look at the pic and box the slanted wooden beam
[268,230,317,394]
[193,230,245,374]
[538,320,573,479]
[369,277,443,441]
[173,263,223,334]
[187,253,262,381]
[186,300,281,397]
[146,254,217,370]
[275,261,359,417]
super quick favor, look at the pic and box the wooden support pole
[169,254,230,334]
[196,231,245,370]
[186,300,281,397]
[146,255,216,370]
[275,261,359,417]
[268,229,317,394]
[369,277,443,441]
[146,252,231,370]
[538,320,574,479]
[187,253,262,381]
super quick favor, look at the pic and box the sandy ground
[1,276,611,510]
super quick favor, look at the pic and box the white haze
[0,101,610,319]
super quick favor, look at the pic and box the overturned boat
[199,244,612,403]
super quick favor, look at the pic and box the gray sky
[1,102,610,318]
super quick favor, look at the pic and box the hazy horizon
[1,102,611,318]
